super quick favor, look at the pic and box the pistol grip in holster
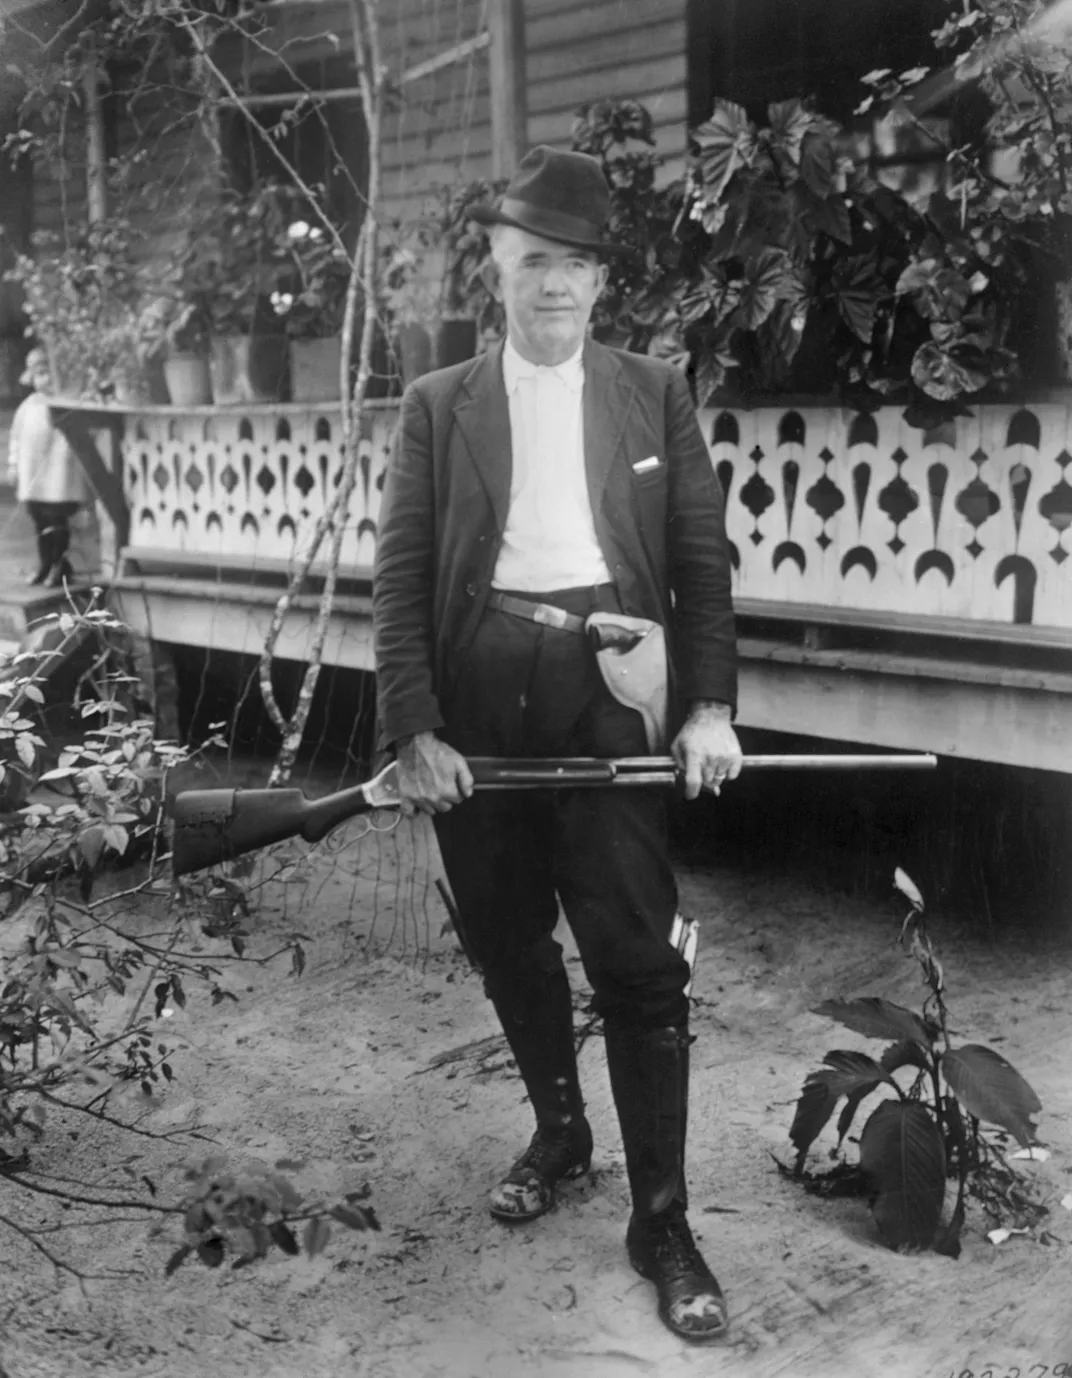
[584,612,669,754]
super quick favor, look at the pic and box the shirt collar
[502,337,585,395]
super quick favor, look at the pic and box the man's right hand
[395,732,474,815]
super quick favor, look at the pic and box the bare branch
[264,0,385,785]
[0,1210,102,1279]
[1,1170,180,1215]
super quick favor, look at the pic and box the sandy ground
[0,809,1070,1378]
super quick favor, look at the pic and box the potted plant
[381,229,442,385]
[383,178,508,384]
[160,298,213,407]
[437,179,507,359]
[859,0,1072,385]
[569,99,685,353]
[5,219,171,404]
[272,221,353,403]
[607,97,1019,420]
[178,182,296,405]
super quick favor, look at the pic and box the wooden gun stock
[169,752,937,877]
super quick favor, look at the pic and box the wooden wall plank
[527,22,683,84]
[29,0,688,259]
[240,0,485,75]
[527,0,682,48]
[529,54,685,118]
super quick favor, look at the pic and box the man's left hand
[670,700,743,801]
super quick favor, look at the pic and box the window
[222,55,368,249]
[686,0,990,204]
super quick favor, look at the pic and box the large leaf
[679,266,738,329]
[835,260,885,340]
[819,1049,895,1097]
[809,193,853,247]
[77,822,107,869]
[932,1192,965,1259]
[789,1077,838,1173]
[896,260,971,321]
[798,126,841,199]
[813,997,933,1049]
[733,248,795,331]
[767,99,814,169]
[789,1050,894,1170]
[911,342,988,401]
[692,99,757,200]
[941,1044,1041,1149]
[859,1100,947,1251]
[880,1039,932,1076]
[836,1081,884,1148]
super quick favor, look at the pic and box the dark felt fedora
[469,145,631,256]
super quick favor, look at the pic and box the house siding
[217,0,686,220]
[27,0,687,251]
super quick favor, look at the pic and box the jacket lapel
[583,340,655,590]
[453,342,512,532]
[583,339,634,516]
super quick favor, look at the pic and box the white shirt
[491,338,611,592]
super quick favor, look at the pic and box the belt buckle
[532,602,568,630]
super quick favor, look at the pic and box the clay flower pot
[163,353,212,406]
[289,335,343,403]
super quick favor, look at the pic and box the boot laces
[650,1211,708,1281]
[516,1125,579,1177]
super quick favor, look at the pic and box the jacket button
[465,582,478,597]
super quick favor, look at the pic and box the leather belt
[486,591,588,634]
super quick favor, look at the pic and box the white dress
[7,393,91,504]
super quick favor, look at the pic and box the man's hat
[469,145,632,256]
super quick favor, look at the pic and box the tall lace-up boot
[604,1022,728,1343]
[44,524,72,587]
[26,527,53,586]
[486,966,593,1222]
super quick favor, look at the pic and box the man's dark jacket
[372,338,737,750]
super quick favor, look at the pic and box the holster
[584,612,669,753]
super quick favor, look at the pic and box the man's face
[486,226,607,366]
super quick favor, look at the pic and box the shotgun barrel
[169,751,937,877]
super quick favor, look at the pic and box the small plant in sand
[167,1155,380,1275]
[785,868,1044,1255]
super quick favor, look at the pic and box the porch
[31,392,1072,774]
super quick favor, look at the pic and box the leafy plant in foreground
[787,868,1043,1255]
[167,1155,380,1274]
[0,605,317,1275]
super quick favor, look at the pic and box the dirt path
[1,817,1070,1378]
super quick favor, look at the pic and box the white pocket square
[633,455,662,474]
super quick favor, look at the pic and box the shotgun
[169,752,937,877]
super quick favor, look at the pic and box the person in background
[6,347,90,587]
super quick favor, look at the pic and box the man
[373,146,742,1343]
[7,347,89,587]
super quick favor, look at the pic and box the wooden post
[488,0,527,178]
[82,41,108,224]
[50,408,128,581]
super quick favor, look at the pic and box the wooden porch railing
[705,401,1072,638]
[120,401,395,576]
[106,395,1072,639]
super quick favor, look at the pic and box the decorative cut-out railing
[701,401,1072,635]
[122,403,394,573]
[120,397,1072,636]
